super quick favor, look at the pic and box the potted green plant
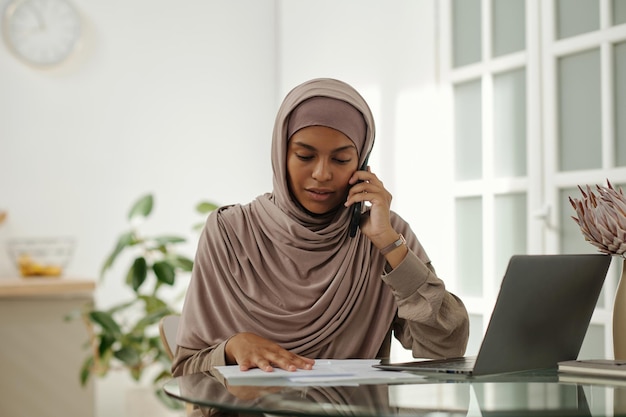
[72,194,217,406]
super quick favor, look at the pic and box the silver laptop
[375,254,611,376]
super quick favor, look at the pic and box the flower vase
[614,257,626,360]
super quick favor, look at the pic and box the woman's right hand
[224,332,315,372]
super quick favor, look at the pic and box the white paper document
[215,359,426,386]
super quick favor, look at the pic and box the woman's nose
[312,160,332,181]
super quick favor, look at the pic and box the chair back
[159,315,180,361]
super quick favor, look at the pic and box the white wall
[1,0,447,416]
[1,0,277,278]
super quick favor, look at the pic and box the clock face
[3,0,81,67]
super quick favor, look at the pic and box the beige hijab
[177,78,408,359]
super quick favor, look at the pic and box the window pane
[556,0,600,40]
[615,0,626,25]
[492,0,525,57]
[558,49,602,171]
[578,323,605,359]
[466,314,484,356]
[495,193,527,291]
[452,0,481,67]
[616,41,626,167]
[560,187,602,255]
[454,80,482,180]
[494,68,527,177]
[456,196,483,297]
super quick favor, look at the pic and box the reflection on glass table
[161,369,612,417]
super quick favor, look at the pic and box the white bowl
[7,237,75,278]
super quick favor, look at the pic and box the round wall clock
[2,0,82,67]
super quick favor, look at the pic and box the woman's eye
[296,154,314,161]
[334,158,351,164]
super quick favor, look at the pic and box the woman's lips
[306,189,334,201]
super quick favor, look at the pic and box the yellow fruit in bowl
[42,265,62,276]
[17,254,62,278]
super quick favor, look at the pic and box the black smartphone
[348,157,369,238]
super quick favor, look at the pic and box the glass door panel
[494,193,527,290]
[454,80,483,180]
[494,68,527,178]
[456,196,483,297]
[492,0,526,57]
[558,187,602,255]
[467,313,484,356]
[616,41,626,167]
[452,0,481,67]
[558,48,602,171]
[615,0,626,25]
[578,324,606,359]
[556,0,599,39]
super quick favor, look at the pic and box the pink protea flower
[569,180,626,256]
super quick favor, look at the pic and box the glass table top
[162,369,626,417]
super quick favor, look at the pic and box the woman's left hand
[345,167,408,268]
[345,167,394,241]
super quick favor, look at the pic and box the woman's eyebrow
[292,141,357,153]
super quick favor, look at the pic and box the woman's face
[287,125,360,215]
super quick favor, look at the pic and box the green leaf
[133,309,170,333]
[139,295,168,313]
[128,194,154,220]
[98,334,116,357]
[126,333,144,346]
[152,235,186,246]
[148,335,165,351]
[170,255,193,272]
[108,299,137,315]
[153,369,173,384]
[89,311,122,336]
[100,231,135,279]
[196,201,219,214]
[98,348,114,370]
[130,367,142,381]
[114,346,141,368]
[79,356,94,386]
[153,261,175,286]
[129,257,148,292]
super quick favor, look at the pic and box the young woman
[172,78,469,376]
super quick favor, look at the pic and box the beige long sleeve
[381,250,470,359]
[172,339,229,377]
